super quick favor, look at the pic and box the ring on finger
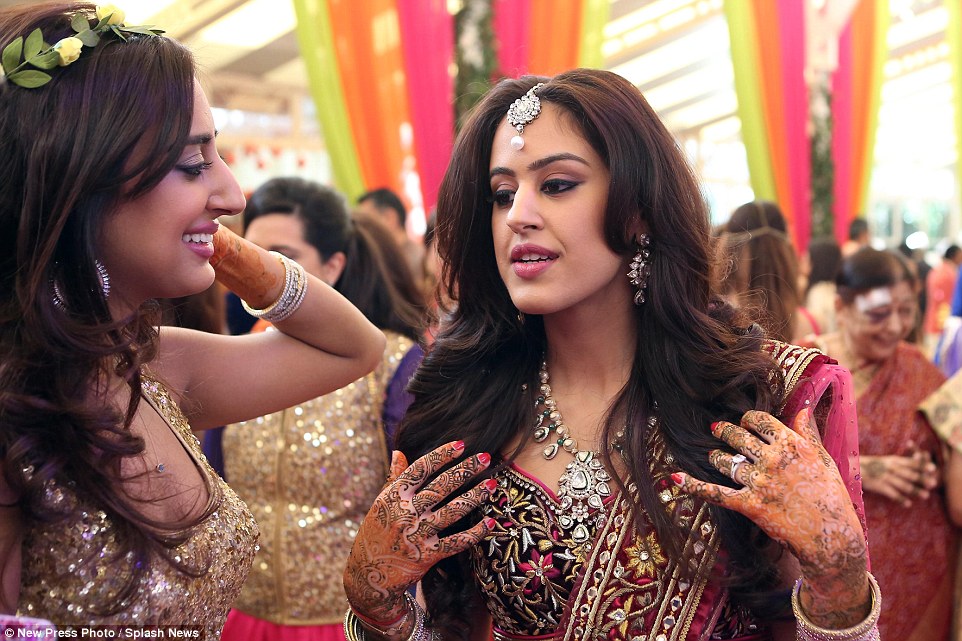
[729,454,748,482]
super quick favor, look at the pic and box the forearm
[210,225,384,363]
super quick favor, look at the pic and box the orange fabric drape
[327,0,411,199]
[527,0,584,76]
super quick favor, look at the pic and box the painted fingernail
[478,452,491,466]
[671,472,685,486]
[484,478,498,492]
[485,517,497,529]
[709,421,722,436]
[453,440,465,451]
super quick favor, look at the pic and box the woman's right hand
[343,441,496,623]
[860,446,939,506]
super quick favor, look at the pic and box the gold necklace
[532,360,613,543]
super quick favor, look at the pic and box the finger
[416,452,492,511]
[429,478,498,532]
[671,472,745,511]
[435,517,497,561]
[387,450,408,483]
[400,440,467,489]
[710,422,765,459]
[790,407,821,445]
[708,450,755,485]
[740,409,791,444]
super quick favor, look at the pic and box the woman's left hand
[674,408,870,629]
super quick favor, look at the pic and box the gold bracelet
[792,572,881,641]
[344,593,425,641]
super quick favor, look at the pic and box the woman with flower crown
[0,2,385,635]
[341,70,876,641]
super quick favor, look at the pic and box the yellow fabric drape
[723,0,777,202]
[291,0,365,199]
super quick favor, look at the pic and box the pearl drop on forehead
[510,135,525,150]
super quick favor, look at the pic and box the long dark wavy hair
[396,69,790,636]
[720,200,801,343]
[243,177,425,340]
[0,2,210,613]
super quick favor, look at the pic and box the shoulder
[896,342,944,382]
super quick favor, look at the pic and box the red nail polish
[485,517,497,529]
[484,478,498,492]
[478,452,491,466]
[671,472,685,486]
[453,440,465,451]
[709,421,721,434]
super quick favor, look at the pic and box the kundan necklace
[533,360,613,543]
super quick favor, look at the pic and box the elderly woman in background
[812,247,961,640]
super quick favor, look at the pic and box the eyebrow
[490,152,590,178]
[187,130,218,146]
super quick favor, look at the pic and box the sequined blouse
[223,331,417,625]
[17,373,259,638]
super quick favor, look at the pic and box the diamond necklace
[532,360,613,543]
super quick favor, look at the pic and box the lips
[511,244,559,263]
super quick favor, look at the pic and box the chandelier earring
[627,233,652,306]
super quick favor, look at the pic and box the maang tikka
[506,82,545,150]
[627,234,652,305]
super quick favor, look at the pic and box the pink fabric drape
[831,26,855,244]
[775,0,811,251]
[397,0,454,212]
[493,0,532,78]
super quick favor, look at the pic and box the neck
[542,305,636,398]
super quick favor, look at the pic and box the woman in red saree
[813,247,961,641]
[340,70,877,641]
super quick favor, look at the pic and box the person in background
[802,238,843,335]
[810,247,960,640]
[842,218,870,257]
[925,244,962,352]
[719,200,819,342]
[216,177,425,641]
[342,69,875,641]
[356,187,426,288]
[0,2,385,631]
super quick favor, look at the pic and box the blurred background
[5,0,956,257]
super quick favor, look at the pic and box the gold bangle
[344,593,425,641]
[792,572,881,641]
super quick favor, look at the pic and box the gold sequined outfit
[18,373,259,638]
[223,332,415,624]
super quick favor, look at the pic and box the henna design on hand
[676,408,871,629]
[343,441,495,624]
[209,225,283,309]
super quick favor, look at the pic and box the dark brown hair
[397,69,788,636]
[721,200,801,342]
[0,1,204,613]
[244,176,425,340]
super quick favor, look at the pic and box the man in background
[357,188,425,285]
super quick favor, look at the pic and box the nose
[504,186,542,234]
[208,157,246,217]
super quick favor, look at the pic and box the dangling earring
[627,234,652,306]
[95,259,110,299]
[51,259,110,310]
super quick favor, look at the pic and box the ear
[321,252,347,285]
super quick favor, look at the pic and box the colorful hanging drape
[724,0,809,250]
[291,0,365,200]
[831,0,889,245]
[947,0,962,216]
[397,0,454,211]
[492,0,609,77]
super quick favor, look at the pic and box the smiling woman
[0,1,384,634]
[811,247,961,640]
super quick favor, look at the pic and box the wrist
[793,572,880,640]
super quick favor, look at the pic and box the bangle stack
[792,572,881,641]
[240,251,308,323]
[345,592,430,641]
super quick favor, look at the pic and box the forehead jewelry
[506,82,545,150]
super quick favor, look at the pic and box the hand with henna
[860,440,939,507]
[673,408,872,630]
[343,440,496,629]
